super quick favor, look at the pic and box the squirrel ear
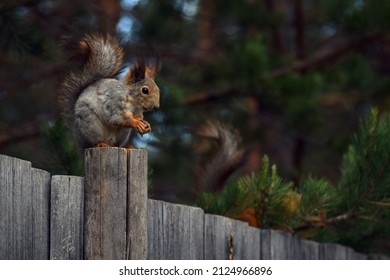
[145,64,158,79]
[145,55,160,79]
[125,61,146,84]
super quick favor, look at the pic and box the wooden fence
[0,149,387,260]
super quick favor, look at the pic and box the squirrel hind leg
[96,142,111,148]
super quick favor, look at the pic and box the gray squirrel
[59,33,160,149]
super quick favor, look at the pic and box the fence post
[0,155,33,259]
[84,148,147,260]
[126,149,148,259]
[50,175,84,260]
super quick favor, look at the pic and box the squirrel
[59,33,160,149]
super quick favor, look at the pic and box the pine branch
[183,87,239,105]
[354,110,390,209]
[294,212,355,231]
[0,115,56,149]
[267,34,382,79]
[326,213,354,224]
[365,199,390,207]
[361,156,390,202]
[0,65,68,95]
[357,215,390,225]
[183,34,383,105]
[0,123,41,149]
[302,210,390,228]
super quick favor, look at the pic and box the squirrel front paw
[134,119,151,136]
[124,113,151,136]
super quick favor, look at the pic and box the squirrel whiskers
[59,33,160,149]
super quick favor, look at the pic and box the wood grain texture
[0,155,33,259]
[84,148,127,259]
[204,214,260,260]
[319,243,348,260]
[260,229,271,260]
[231,222,261,260]
[31,168,51,260]
[261,230,303,259]
[300,239,320,260]
[204,214,232,260]
[148,200,204,259]
[126,149,148,259]
[269,230,292,260]
[50,175,84,260]
[147,199,164,259]
[287,233,302,259]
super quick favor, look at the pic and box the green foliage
[41,118,83,176]
[310,108,390,255]
[232,35,269,85]
[338,108,390,212]
[197,155,298,228]
[198,109,390,255]
[300,176,338,217]
[270,73,324,131]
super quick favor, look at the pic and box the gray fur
[74,79,134,148]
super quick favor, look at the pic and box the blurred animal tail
[196,121,246,192]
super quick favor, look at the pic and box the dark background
[1,0,390,254]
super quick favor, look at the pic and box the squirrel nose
[154,105,160,110]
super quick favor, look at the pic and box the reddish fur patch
[96,142,110,148]
[237,208,259,227]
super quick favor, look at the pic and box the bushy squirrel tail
[59,33,124,127]
[196,121,246,192]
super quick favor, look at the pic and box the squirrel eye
[141,86,149,95]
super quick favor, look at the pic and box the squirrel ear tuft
[145,64,157,79]
[125,61,146,84]
[145,55,160,79]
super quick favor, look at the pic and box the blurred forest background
[1,0,390,255]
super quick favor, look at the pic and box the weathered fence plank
[0,155,12,259]
[260,229,271,259]
[147,199,164,259]
[162,201,198,259]
[148,200,204,259]
[232,221,261,259]
[84,148,127,259]
[31,168,51,260]
[204,214,260,260]
[204,214,233,260]
[289,233,302,259]
[270,230,292,259]
[300,239,320,260]
[260,230,302,259]
[50,175,84,260]
[319,243,348,260]
[0,155,33,259]
[126,150,148,259]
